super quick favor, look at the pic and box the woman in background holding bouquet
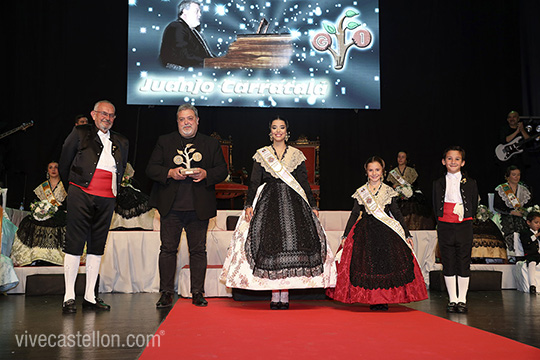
[10,161,67,266]
[386,151,435,230]
[494,165,533,261]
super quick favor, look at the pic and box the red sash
[438,202,472,223]
[71,169,115,198]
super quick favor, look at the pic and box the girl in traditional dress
[220,117,336,309]
[10,161,67,266]
[327,156,427,310]
[494,165,533,261]
[386,151,435,230]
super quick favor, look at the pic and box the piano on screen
[204,18,293,69]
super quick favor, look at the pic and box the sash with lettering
[40,180,62,206]
[355,185,416,256]
[389,168,411,187]
[501,183,521,210]
[256,146,309,205]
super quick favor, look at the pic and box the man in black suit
[59,100,129,314]
[146,103,227,308]
[159,0,214,69]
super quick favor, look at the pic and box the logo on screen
[311,9,373,70]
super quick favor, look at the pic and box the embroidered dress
[327,183,427,304]
[387,166,435,230]
[220,146,336,290]
[10,181,67,266]
[472,216,507,262]
[110,165,155,230]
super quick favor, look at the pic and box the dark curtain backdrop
[5,1,539,210]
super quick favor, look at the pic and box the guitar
[495,132,540,161]
[0,121,34,140]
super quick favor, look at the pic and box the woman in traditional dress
[220,117,336,309]
[386,151,435,230]
[10,161,67,266]
[327,156,427,310]
[494,165,533,261]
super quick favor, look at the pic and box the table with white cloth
[98,210,439,296]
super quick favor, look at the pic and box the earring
[285,132,290,142]
[269,133,274,142]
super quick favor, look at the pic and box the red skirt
[327,215,428,304]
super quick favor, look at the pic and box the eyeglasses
[93,110,116,119]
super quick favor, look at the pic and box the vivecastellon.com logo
[14,330,163,348]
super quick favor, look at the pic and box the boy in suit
[519,211,540,294]
[433,146,478,313]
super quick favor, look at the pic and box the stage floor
[1,290,538,359]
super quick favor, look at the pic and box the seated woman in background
[386,151,435,230]
[10,161,67,266]
[494,165,533,261]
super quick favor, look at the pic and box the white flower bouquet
[522,204,540,220]
[475,205,493,222]
[396,184,413,199]
[31,200,58,221]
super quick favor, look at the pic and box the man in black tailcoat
[59,100,129,314]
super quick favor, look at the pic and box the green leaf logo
[346,22,361,30]
[323,23,336,34]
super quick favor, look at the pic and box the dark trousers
[64,185,116,256]
[159,210,208,294]
[437,220,473,277]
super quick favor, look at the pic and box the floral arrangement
[522,204,540,219]
[31,200,58,221]
[121,163,135,187]
[395,184,413,199]
[475,205,493,222]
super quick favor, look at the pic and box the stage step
[179,265,232,298]
[429,270,502,291]
[25,274,99,296]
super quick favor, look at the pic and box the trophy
[173,144,203,175]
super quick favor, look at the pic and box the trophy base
[181,168,200,176]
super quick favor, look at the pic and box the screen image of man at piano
[159,0,214,69]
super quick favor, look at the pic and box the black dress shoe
[456,302,468,313]
[446,302,457,313]
[270,302,281,310]
[530,285,537,294]
[156,292,173,308]
[62,299,76,314]
[279,302,290,310]
[192,292,208,307]
[82,297,111,311]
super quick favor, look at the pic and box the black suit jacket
[159,18,212,68]
[519,228,540,257]
[59,124,129,191]
[146,131,227,220]
[432,175,478,219]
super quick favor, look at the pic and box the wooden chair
[211,133,248,208]
[289,135,320,207]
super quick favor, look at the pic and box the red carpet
[140,298,540,359]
